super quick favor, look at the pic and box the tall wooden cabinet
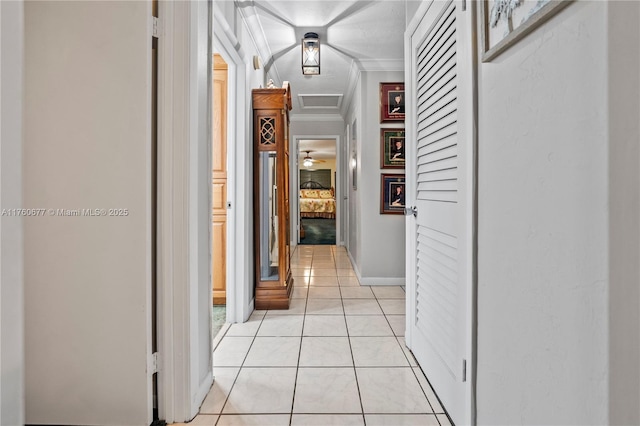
[252,83,294,310]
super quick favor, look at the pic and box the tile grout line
[214,309,267,422]
[372,285,443,420]
[336,252,368,426]
[288,244,313,426]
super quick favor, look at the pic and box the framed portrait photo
[380,129,405,169]
[380,83,405,123]
[380,174,405,215]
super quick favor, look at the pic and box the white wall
[0,1,25,424]
[357,71,406,284]
[23,2,152,424]
[476,2,609,424]
[608,2,640,424]
[347,79,362,267]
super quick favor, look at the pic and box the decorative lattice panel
[259,117,276,147]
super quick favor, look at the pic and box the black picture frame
[380,174,405,215]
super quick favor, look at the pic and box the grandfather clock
[252,82,294,310]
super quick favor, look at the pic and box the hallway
[180,246,450,426]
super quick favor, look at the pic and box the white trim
[290,113,344,122]
[359,278,406,286]
[213,12,253,324]
[157,1,213,422]
[293,134,343,247]
[0,1,25,424]
[340,61,361,118]
[237,2,278,84]
[347,249,361,282]
[298,93,344,109]
[213,3,245,59]
[359,58,404,71]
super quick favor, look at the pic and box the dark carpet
[300,218,336,245]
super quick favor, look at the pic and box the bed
[299,180,336,219]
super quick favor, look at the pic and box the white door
[405,1,475,425]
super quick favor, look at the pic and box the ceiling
[237,0,413,123]
[235,1,414,163]
[299,139,337,164]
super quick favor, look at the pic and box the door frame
[292,135,343,247]
[213,6,253,323]
[403,0,478,424]
[156,1,214,423]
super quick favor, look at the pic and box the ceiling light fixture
[302,32,320,75]
[303,151,314,167]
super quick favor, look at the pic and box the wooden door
[212,54,228,305]
[405,1,475,424]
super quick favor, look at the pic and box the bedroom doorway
[298,139,337,245]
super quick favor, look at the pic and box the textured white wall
[608,2,640,424]
[0,1,24,424]
[359,71,406,283]
[23,2,151,424]
[476,2,609,424]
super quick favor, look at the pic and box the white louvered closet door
[405,1,474,425]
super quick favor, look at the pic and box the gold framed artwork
[380,129,405,169]
[380,83,405,123]
[481,0,573,62]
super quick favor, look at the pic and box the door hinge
[150,352,159,374]
[462,359,467,382]
[152,16,160,38]
[462,0,467,12]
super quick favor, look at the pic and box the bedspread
[300,189,336,219]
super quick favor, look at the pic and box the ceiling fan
[301,151,325,167]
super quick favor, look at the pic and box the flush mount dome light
[302,32,320,75]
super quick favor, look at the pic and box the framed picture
[380,83,405,123]
[380,129,405,169]
[380,174,405,215]
[481,0,573,62]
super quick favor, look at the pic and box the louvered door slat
[418,49,457,102]
[417,167,457,183]
[416,5,456,72]
[408,1,472,422]
[414,0,460,380]
[417,154,458,172]
[418,82,457,129]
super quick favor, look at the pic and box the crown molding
[359,58,404,71]
[290,113,345,122]
[340,60,362,117]
[236,1,281,85]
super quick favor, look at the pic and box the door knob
[404,206,417,217]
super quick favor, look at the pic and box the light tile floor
[175,245,452,426]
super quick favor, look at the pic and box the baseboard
[194,373,214,418]
[359,277,406,286]
[245,299,255,322]
[345,249,405,286]
[346,250,362,281]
